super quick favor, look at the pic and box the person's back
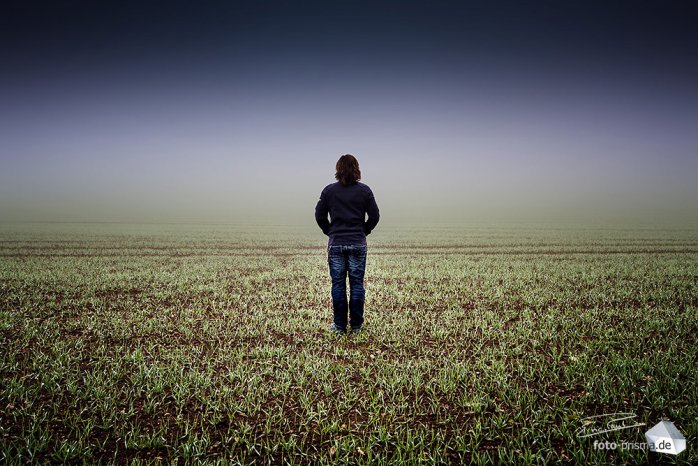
[315,154,379,334]
[315,181,379,247]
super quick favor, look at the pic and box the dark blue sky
[2,1,697,223]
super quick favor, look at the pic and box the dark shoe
[329,323,346,335]
[350,327,363,334]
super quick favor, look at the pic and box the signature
[574,412,646,438]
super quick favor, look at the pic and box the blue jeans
[328,244,367,330]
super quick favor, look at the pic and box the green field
[1,223,696,464]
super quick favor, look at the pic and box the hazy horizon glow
[2,1,697,225]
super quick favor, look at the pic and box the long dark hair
[335,154,361,185]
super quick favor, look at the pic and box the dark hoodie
[315,182,380,246]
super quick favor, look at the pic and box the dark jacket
[315,182,380,246]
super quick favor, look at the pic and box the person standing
[315,154,380,334]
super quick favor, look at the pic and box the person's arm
[364,190,380,235]
[315,188,331,235]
